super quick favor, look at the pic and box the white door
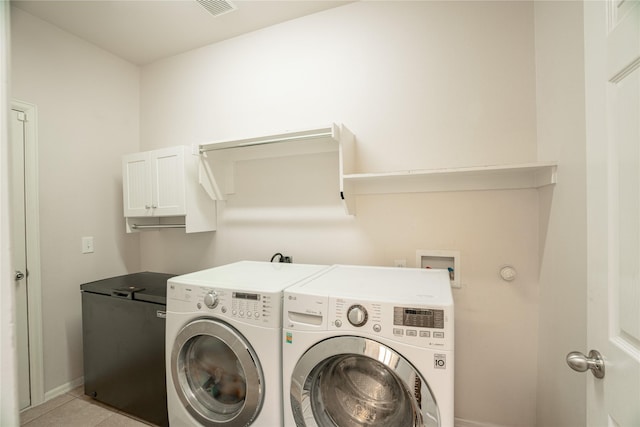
[584,1,640,425]
[151,146,185,216]
[122,151,152,217]
[10,109,30,410]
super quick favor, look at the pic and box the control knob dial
[347,304,368,327]
[204,291,219,309]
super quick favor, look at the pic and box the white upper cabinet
[123,147,185,217]
[122,146,215,233]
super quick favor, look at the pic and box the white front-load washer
[282,264,454,427]
[166,261,328,426]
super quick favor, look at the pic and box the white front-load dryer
[282,264,455,427]
[166,261,328,426]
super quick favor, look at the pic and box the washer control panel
[347,304,368,327]
[167,282,282,328]
[393,307,445,329]
[328,297,453,350]
[203,291,218,309]
[231,291,264,321]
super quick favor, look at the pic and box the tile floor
[20,386,157,427]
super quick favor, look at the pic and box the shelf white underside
[198,126,340,201]
[342,162,558,195]
[199,127,335,154]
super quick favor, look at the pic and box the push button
[419,331,431,338]
[433,332,445,338]
[393,328,404,336]
[406,330,417,337]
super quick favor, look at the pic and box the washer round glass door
[171,319,264,426]
[290,336,439,427]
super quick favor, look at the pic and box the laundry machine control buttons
[347,305,368,327]
[204,291,219,309]
[373,324,381,333]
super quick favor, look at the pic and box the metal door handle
[566,349,605,379]
[15,270,25,281]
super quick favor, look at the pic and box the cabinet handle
[152,205,157,209]
[145,205,151,209]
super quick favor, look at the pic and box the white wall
[10,7,141,394]
[140,2,540,425]
[534,2,587,426]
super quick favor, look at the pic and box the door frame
[11,99,44,409]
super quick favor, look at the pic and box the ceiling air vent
[195,0,237,17]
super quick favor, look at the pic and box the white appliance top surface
[288,264,454,305]
[169,261,329,293]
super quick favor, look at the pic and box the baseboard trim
[43,377,83,402]
[455,417,507,427]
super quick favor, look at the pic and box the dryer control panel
[283,291,453,351]
[329,297,453,351]
[167,282,283,328]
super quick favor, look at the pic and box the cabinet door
[123,152,152,217]
[150,146,186,216]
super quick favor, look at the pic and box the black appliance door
[290,336,440,427]
[171,318,265,426]
[82,292,168,426]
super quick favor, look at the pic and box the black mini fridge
[81,272,175,427]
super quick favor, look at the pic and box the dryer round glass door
[171,319,264,426]
[290,336,439,427]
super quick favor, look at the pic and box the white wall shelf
[196,124,557,216]
[197,124,348,201]
[340,162,558,215]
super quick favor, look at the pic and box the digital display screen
[394,307,444,329]
[233,292,260,301]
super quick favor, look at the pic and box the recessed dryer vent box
[416,250,461,288]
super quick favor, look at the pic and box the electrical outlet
[82,236,94,254]
[394,259,406,268]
